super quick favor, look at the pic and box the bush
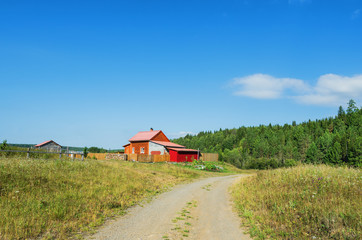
[189,160,224,172]
[283,159,298,167]
[245,158,280,170]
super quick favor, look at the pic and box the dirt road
[87,175,251,240]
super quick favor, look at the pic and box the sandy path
[87,175,250,240]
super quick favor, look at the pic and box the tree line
[173,100,361,169]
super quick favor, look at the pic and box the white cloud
[352,9,360,19]
[232,73,362,106]
[233,74,310,99]
[295,74,362,106]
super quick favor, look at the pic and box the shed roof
[168,147,200,152]
[129,130,162,142]
[150,141,185,148]
[35,140,61,147]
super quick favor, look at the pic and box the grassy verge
[0,157,215,240]
[231,165,361,239]
[174,160,252,174]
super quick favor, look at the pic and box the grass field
[231,165,362,239]
[0,157,231,240]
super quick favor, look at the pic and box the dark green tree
[338,106,346,121]
[305,142,319,163]
[88,146,107,153]
[0,140,8,150]
[325,142,342,164]
[83,147,88,158]
[346,99,358,114]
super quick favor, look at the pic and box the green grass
[231,165,362,239]
[0,157,212,239]
[175,160,252,174]
[170,200,197,239]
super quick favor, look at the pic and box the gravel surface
[87,175,251,240]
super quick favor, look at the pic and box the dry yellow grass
[0,157,211,239]
[231,165,362,239]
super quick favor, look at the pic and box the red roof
[35,140,61,147]
[168,148,200,152]
[129,130,162,142]
[151,141,184,148]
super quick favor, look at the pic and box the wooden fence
[200,153,219,162]
[127,154,170,163]
[86,153,126,160]
[154,154,170,162]
[0,149,84,160]
[0,149,128,161]
[87,153,107,160]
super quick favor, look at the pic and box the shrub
[283,159,298,167]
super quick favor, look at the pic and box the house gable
[151,131,170,142]
[35,140,61,148]
[35,140,62,152]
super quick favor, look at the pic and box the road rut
[87,175,250,240]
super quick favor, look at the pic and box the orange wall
[124,145,130,154]
[129,142,149,154]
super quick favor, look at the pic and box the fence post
[81,154,84,161]
[59,150,62,160]
[27,148,30,159]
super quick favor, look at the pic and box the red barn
[123,129,200,162]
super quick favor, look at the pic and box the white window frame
[140,147,145,154]
[132,147,135,154]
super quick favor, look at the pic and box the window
[132,147,135,154]
[141,147,145,154]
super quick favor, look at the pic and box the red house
[123,129,199,162]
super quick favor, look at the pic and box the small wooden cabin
[35,140,61,152]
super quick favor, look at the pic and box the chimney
[150,128,153,131]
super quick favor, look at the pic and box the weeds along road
[87,175,251,240]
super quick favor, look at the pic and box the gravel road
[87,175,251,240]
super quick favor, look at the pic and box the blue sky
[1,0,361,149]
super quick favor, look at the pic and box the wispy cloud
[351,9,360,19]
[232,74,310,99]
[232,73,362,106]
